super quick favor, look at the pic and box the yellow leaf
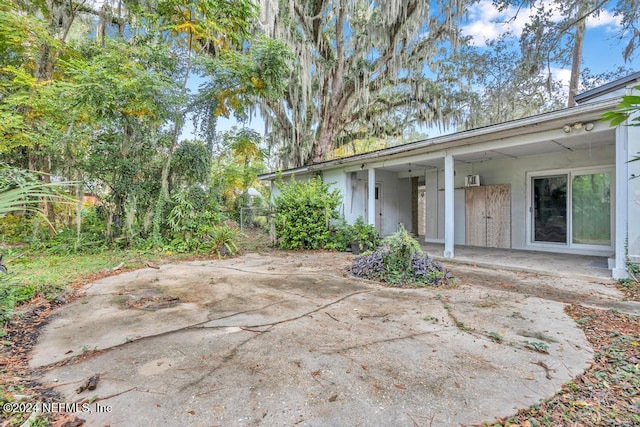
[571,400,588,408]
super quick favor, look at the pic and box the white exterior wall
[322,169,348,218]
[627,124,640,263]
[424,168,466,244]
[326,168,412,236]
[423,145,615,253]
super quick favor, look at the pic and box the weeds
[524,341,550,354]
[488,332,504,343]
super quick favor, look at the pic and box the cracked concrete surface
[30,252,615,426]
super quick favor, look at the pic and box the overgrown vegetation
[0,230,270,325]
[349,225,452,286]
[273,176,342,249]
[325,216,379,253]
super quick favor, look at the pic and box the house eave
[258,98,620,181]
[574,71,640,104]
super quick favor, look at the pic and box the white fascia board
[260,98,619,178]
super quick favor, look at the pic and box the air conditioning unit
[465,175,480,187]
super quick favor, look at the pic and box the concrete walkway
[422,243,613,280]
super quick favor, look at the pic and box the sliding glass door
[572,172,611,246]
[531,169,612,249]
[533,176,567,243]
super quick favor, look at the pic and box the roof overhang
[574,71,640,104]
[259,98,620,181]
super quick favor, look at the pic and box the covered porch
[421,243,613,280]
[342,99,627,278]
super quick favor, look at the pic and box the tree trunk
[567,2,587,107]
[75,173,83,245]
[312,125,335,163]
[32,0,76,235]
[124,194,137,244]
[41,156,57,235]
[153,25,194,244]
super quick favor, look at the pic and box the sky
[182,1,639,141]
[461,0,639,83]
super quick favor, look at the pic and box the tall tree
[258,0,473,167]
[496,0,640,107]
[1,0,290,245]
[454,35,566,127]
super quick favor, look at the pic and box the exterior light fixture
[563,125,572,133]
[585,122,594,131]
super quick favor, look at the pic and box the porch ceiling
[377,127,615,172]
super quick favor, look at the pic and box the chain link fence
[239,206,273,233]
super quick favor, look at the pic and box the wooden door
[485,184,510,248]
[465,186,486,246]
[465,185,511,248]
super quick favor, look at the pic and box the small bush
[325,219,352,252]
[274,176,342,249]
[349,225,452,286]
[349,216,379,251]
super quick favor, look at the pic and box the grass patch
[0,230,273,324]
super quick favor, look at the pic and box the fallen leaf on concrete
[328,394,338,402]
[108,262,124,272]
[58,416,85,427]
[76,374,100,394]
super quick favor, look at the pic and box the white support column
[367,167,376,226]
[613,123,629,279]
[444,154,455,258]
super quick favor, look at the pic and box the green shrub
[0,213,35,243]
[349,216,379,251]
[274,176,342,249]
[325,219,352,251]
[209,224,238,258]
[0,276,36,324]
[349,225,452,286]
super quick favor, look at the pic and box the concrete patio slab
[422,243,613,280]
[29,252,616,426]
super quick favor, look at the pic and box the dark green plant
[382,224,424,281]
[273,176,342,249]
[325,219,351,251]
[349,216,379,251]
[209,224,239,258]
